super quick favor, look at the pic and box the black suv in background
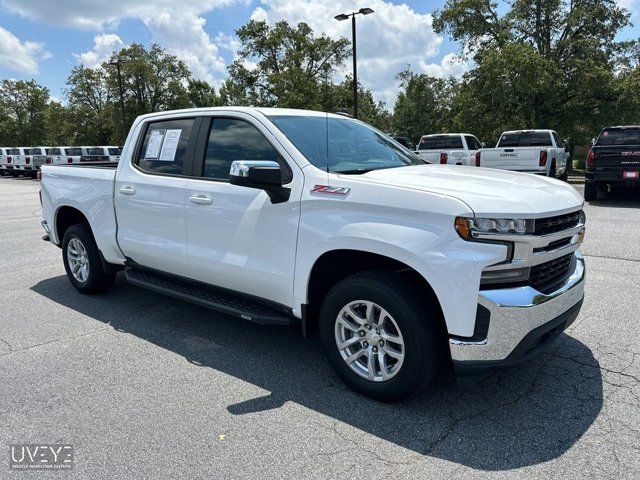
[585,126,640,201]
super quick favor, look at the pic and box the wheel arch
[55,205,90,245]
[304,249,446,336]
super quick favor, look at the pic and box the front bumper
[450,252,585,374]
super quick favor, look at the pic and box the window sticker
[158,129,182,162]
[145,129,165,159]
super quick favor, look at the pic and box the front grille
[529,253,575,294]
[534,210,582,235]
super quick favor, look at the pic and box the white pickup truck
[40,108,586,401]
[415,133,483,166]
[478,129,570,179]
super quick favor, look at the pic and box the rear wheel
[584,181,597,201]
[62,223,116,294]
[548,162,557,178]
[319,271,445,402]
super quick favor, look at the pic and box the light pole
[335,7,374,119]
[107,59,127,142]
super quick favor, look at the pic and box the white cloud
[75,33,124,68]
[0,25,50,74]
[250,0,462,107]
[2,0,238,83]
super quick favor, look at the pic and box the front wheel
[319,272,445,402]
[62,223,116,294]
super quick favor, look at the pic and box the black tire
[558,169,568,182]
[584,181,597,202]
[62,223,116,294]
[548,162,557,178]
[319,271,445,402]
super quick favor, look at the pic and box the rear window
[65,148,82,156]
[418,136,464,150]
[46,148,61,155]
[88,147,105,156]
[498,132,553,147]
[7,148,19,155]
[28,148,44,155]
[108,147,122,156]
[596,128,640,146]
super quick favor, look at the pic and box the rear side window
[203,118,283,181]
[464,136,482,150]
[46,148,61,155]
[596,128,640,146]
[418,136,464,150]
[498,132,553,147]
[136,118,195,175]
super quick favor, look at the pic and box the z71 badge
[311,185,351,195]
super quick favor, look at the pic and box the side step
[125,268,294,327]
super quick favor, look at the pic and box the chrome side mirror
[229,160,289,203]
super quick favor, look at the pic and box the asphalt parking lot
[1,176,639,479]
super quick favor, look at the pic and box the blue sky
[0,0,638,107]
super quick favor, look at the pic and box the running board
[125,268,294,326]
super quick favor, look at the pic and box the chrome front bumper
[450,252,585,364]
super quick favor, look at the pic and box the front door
[185,114,301,307]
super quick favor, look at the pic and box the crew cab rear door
[184,113,301,307]
[115,115,201,276]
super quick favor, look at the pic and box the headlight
[455,216,534,240]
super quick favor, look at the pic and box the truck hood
[358,165,583,217]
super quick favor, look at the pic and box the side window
[136,118,195,175]
[465,136,481,150]
[203,118,285,181]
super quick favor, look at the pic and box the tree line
[1,0,638,151]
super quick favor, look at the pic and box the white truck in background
[415,133,483,166]
[478,130,569,179]
[40,107,586,401]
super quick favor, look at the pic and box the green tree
[433,0,635,147]
[44,101,74,146]
[187,79,220,108]
[392,70,457,144]
[223,20,350,109]
[66,65,116,144]
[0,79,49,145]
[104,43,191,141]
[324,78,392,131]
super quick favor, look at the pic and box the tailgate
[593,146,640,169]
[481,148,541,170]
[416,151,439,163]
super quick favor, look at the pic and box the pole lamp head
[359,7,374,15]
[334,13,349,21]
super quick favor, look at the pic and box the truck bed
[40,164,122,264]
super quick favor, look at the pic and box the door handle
[119,186,136,195]
[189,195,213,205]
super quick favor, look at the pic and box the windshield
[498,131,553,147]
[268,115,424,174]
[596,128,640,146]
